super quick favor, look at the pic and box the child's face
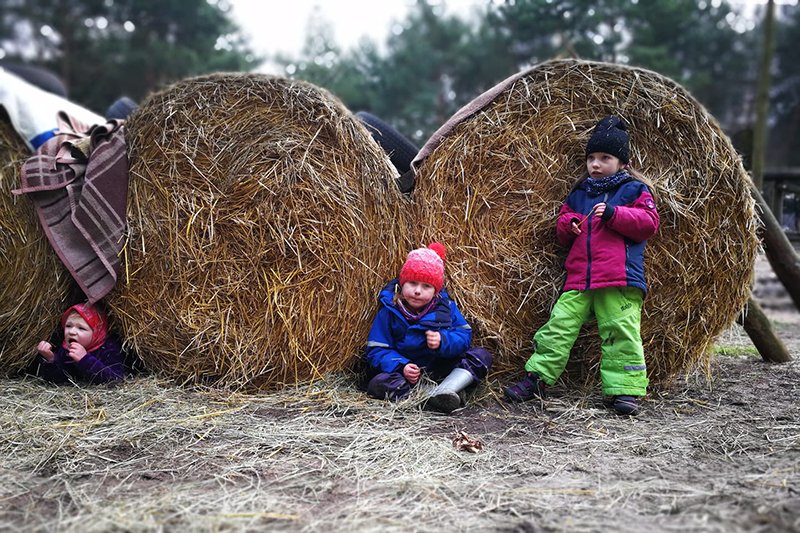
[64,312,93,349]
[401,281,436,311]
[586,152,626,178]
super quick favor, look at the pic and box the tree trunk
[738,297,792,362]
[751,0,775,191]
[751,181,800,311]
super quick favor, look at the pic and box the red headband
[61,303,108,352]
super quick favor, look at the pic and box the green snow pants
[524,287,649,396]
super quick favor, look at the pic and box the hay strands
[410,58,760,386]
[113,72,411,389]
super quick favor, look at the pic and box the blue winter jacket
[365,279,473,373]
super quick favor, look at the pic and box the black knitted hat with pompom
[586,115,630,163]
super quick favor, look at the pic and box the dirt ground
[1,256,798,532]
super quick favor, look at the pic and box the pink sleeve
[556,202,580,247]
[606,190,659,243]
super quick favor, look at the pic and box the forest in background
[1,0,799,167]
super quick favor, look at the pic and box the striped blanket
[14,112,128,303]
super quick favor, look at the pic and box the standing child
[504,116,659,416]
[364,242,492,414]
[30,302,127,384]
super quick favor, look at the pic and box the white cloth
[0,68,104,151]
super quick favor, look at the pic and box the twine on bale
[412,59,759,386]
[0,117,70,374]
[111,73,411,389]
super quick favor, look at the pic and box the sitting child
[364,242,492,413]
[30,302,127,384]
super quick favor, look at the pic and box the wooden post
[740,1,792,364]
[762,180,778,222]
[739,297,792,362]
[768,180,784,222]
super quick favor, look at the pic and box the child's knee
[468,346,493,367]
[366,372,411,401]
[463,347,493,379]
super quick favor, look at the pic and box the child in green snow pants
[524,287,648,396]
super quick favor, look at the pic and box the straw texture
[111,73,410,389]
[0,118,70,374]
[412,59,759,386]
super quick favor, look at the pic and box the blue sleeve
[437,301,473,358]
[74,338,127,384]
[365,308,410,373]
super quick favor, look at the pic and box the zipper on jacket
[585,194,607,291]
[625,242,629,274]
[585,214,592,290]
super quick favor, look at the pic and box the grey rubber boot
[426,368,475,414]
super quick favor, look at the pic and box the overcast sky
[227,0,796,74]
[227,0,486,73]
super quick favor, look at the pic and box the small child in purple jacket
[505,116,659,416]
[31,303,126,384]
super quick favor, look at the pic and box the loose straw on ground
[412,59,759,386]
[2,353,799,530]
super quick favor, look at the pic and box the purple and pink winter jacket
[30,338,127,384]
[556,175,659,294]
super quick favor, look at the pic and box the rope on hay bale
[412,59,759,386]
[0,117,70,374]
[111,73,411,389]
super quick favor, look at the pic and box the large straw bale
[412,59,758,386]
[111,73,410,389]
[0,118,70,374]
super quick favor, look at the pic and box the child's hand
[425,330,441,350]
[594,202,607,218]
[403,363,421,385]
[36,341,55,362]
[66,342,87,362]
[570,221,582,235]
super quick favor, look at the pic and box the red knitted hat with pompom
[399,242,447,292]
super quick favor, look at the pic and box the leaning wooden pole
[738,297,792,363]
[740,0,794,363]
[751,180,800,311]
[739,297,792,363]
[743,182,796,362]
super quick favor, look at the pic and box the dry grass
[111,73,412,390]
[0,118,71,375]
[0,373,492,531]
[1,332,797,531]
[412,59,759,386]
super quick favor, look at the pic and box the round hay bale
[412,59,758,386]
[0,117,71,374]
[112,73,410,389]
